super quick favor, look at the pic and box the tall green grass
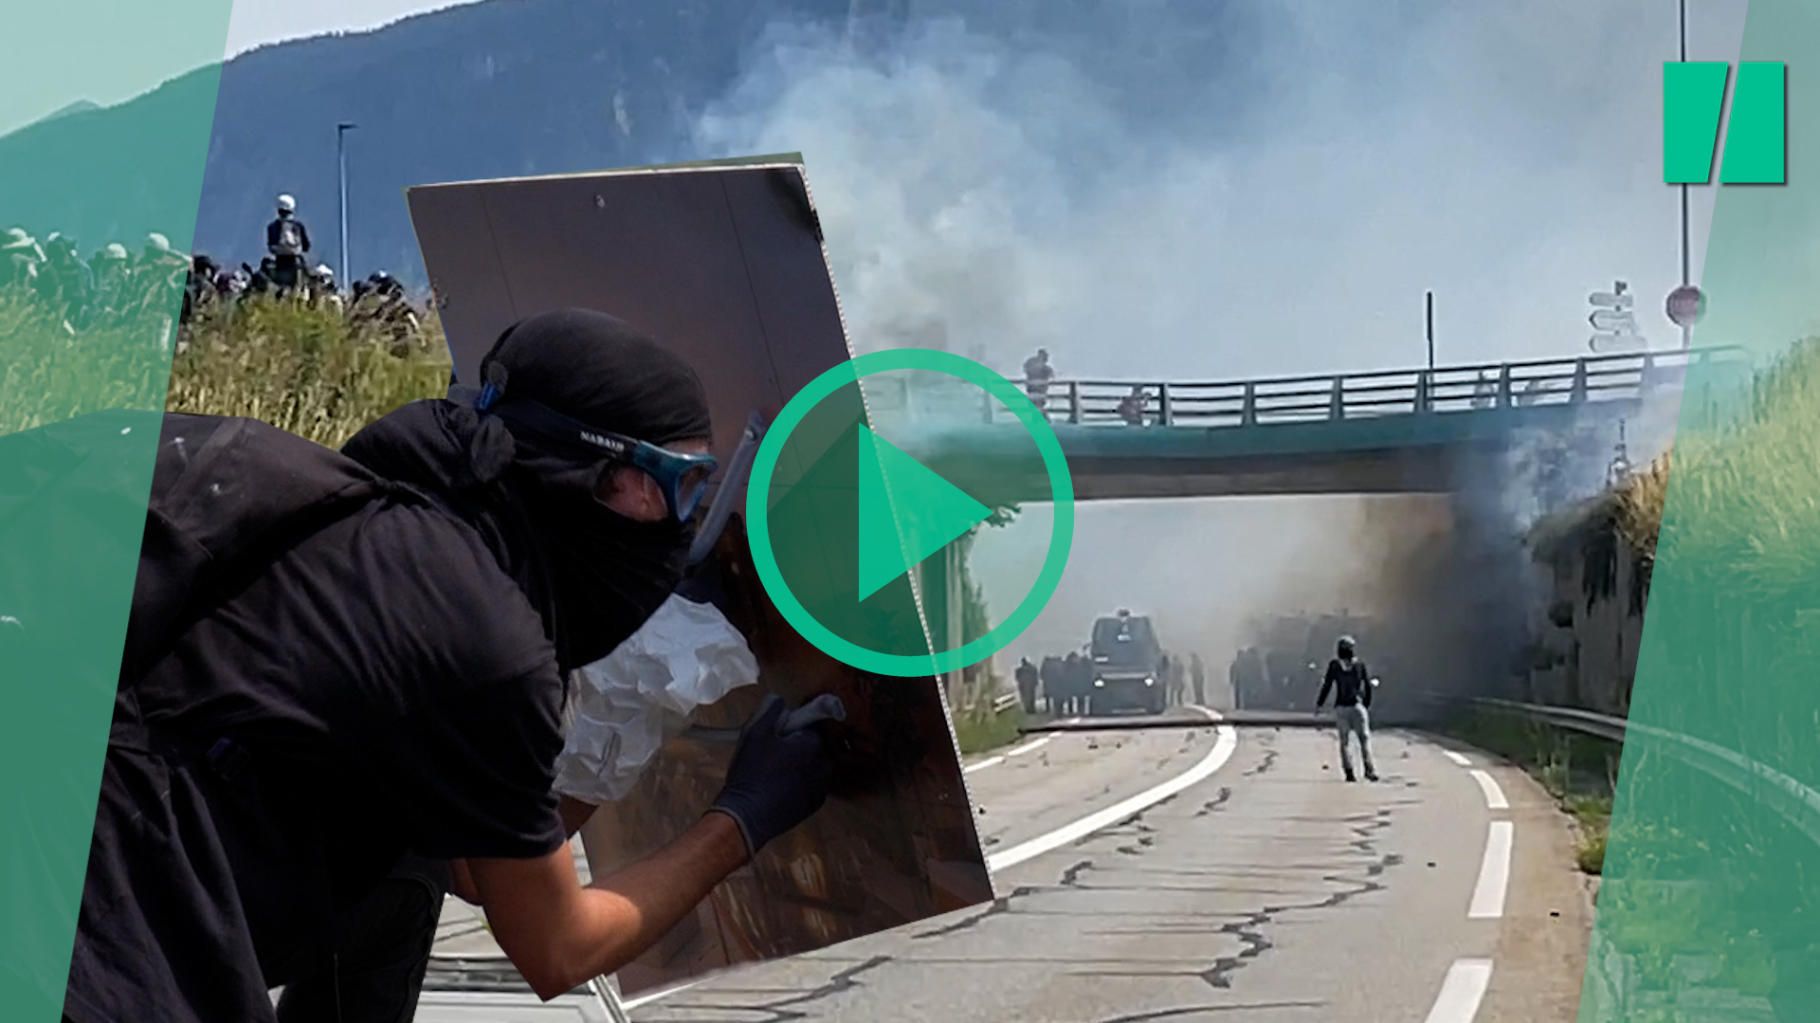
[166,299,451,447]
[1,289,452,446]
[0,293,175,433]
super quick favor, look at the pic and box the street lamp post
[1425,290,1435,370]
[337,121,357,287]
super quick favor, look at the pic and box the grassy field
[165,299,452,447]
[1,290,453,443]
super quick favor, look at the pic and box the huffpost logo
[1664,62,1786,184]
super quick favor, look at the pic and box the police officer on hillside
[266,193,312,295]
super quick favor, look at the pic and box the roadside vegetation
[164,299,450,447]
[1444,710,1616,875]
[1497,336,1820,1016]
[1,291,450,443]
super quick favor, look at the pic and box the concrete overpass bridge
[876,348,1745,502]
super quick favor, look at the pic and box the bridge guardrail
[864,346,1746,429]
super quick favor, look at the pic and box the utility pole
[1425,290,1435,369]
[337,121,358,286]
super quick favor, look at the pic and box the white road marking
[987,707,1236,872]
[1441,750,1472,767]
[623,978,702,1009]
[1468,821,1514,919]
[963,755,1006,775]
[1469,769,1509,811]
[1423,958,1494,1023]
[630,708,1238,1010]
[1004,736,1054,758]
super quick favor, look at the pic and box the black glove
[708,693,842,857]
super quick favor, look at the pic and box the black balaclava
[479,308,712,673]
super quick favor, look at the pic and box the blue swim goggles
[477,381,719,523]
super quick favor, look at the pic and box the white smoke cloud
[693,2,1747,690]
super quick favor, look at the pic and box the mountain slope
[0,0,1266,285]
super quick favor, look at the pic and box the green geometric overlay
[856,424,993,603]
[0,4,229,1018]
[1663,62,1730,185]
[1584,5,1820,1019]
[747,348,1075,678]
[1722,62,1788,185]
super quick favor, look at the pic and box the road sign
[1588,291,1635,309]
[1588,309,1639,332]
[1667,284,1706,327]
[1589,333,1646,353]
[1587,280,1645,352]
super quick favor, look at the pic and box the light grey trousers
[1335,705,1376,779]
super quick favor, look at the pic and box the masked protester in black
[63,308,837,1023]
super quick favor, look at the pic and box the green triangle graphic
[856,424,993,602]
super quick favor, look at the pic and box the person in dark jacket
[35,232,92,323]
[63,308,836,1023]
[1066,650,1092,716]
[1316,635,1378,782]
[266,193,311,294]
[1039,655,1065,715]
[1015,657,1040,715]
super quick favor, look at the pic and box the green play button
[856,425,993,602]
[746,348,1075,678]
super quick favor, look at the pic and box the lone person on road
[1190,652,1206,706]
[63,308,839,1023]
[1316,635,1378,782]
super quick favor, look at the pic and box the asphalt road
[420,709,1592,1022]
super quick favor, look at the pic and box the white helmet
[102,242,129,261]
[276,193,297,214]
[145,232,172,254]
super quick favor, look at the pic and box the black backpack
[1,411,394,689]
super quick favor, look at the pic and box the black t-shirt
[64,494,567,1023]
[1319,658,1372,709]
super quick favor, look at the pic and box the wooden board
[407,159,991,996]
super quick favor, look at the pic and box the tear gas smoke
[692,3,1744,702]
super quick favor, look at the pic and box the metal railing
[1438,694,1820,848]
[866,347,1740,428]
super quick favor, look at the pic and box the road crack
[1193,786,1234,818]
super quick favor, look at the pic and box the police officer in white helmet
[266,193,312,296]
